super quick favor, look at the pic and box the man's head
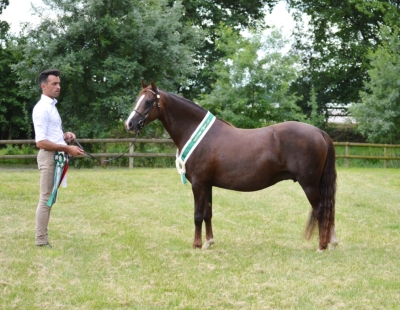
[38,69,61,99]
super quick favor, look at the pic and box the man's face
[42,75,61,99]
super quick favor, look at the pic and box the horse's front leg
[202,187,214,249]
[191,184,212,249]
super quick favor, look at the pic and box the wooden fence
[0,139,175,169]
[1,139,399,168]
[334,142,400,168]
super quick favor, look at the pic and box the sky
[2,0,296,35]
[2,0,44,34]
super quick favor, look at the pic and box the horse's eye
[145,100,152,105]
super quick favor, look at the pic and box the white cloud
[264,1,295,37]
[2,0,44,34]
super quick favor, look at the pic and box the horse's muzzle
[125,120,135,132]
[126,118,146,133]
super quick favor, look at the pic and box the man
[32,69,84,247]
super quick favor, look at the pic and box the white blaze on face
[125,94,145,128]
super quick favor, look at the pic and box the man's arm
[36,139,84,157]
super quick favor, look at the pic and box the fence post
[129,143,134,169]
[383,146,387,169]
[345,143,349,168]
[101,143,107,168]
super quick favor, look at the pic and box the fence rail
[1,139,399,168]
[0,139,175,168]
[334,142,400,168]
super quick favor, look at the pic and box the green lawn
[0,167,399,309]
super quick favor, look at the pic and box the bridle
[132,89,161,131]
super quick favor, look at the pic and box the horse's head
[125,80,161,133]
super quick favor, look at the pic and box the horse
[125,80,338,251]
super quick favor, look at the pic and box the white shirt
[32,94,66,145]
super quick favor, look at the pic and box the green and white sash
[175,111,216,184]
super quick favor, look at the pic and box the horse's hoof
[329,241,339,250]
[202,238,214,250]
[316,248,324,253]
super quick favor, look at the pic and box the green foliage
[0,144,36,164]
[350,27,400,144]
[3,0,400,145]
[288,0,400,120]
[176,0,278,99]
[304,86,326,127]
[0,52,33,139]
[198,25,304,128]
[11,0,204,138]
[0,13,34,140]
[2,144,34,155]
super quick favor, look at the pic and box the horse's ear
[150,79,157,92]
[141,79,147,89]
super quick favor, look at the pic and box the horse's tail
[305,131,337,247]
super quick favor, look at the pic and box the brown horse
[125,80,338,251]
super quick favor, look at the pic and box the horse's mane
[161,90,234,127]
[162,90,206,112]
[219,119,234,127]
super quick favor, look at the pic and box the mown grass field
[1,167,399,309]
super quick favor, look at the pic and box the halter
[133,89,161,130]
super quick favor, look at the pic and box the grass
[1,167,399,309]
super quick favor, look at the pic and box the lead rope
[73,132,139,163]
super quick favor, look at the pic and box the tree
[197,25,304,128]
[350,27,400,144]
[304,86,325,127]
[11,0,203,138]
[174,0,279,99]
[0,0,33,140]
[0,44,33,140]
[288,0,400,119]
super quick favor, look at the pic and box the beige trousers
[35,149,55,245]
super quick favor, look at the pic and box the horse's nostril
[128,121,133,129]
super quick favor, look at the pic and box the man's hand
[67,145,85,157]
[63,132,84,156]
[64,132,76,143]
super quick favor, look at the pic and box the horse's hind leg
[202,187,214,249]
[329,226,339,250]
[302,185,330,251]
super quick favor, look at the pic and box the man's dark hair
[38,69,61,84]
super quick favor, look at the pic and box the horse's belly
[213,163,295,192]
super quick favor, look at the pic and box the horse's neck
[159,92,207,150]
